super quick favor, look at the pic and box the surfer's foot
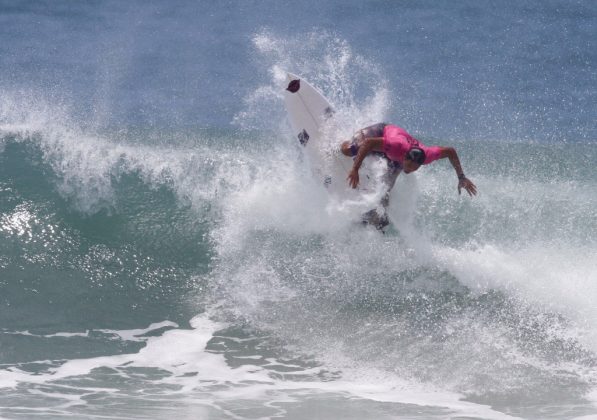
[361,209,389,231]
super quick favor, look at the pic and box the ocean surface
[1,1,596,419]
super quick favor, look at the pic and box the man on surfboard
[341,123,477,228]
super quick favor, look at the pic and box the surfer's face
[403,159,422,174]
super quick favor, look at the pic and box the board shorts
[349,123,402,173]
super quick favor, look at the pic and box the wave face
[1,1,596,419]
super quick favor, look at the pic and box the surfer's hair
[406,147,426,165]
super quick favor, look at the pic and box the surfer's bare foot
[361,209,389,231]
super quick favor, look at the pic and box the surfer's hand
[347,169,360,189]
[458,177,477,197]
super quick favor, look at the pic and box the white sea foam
[2,321,178,341]
[0,313,522,419]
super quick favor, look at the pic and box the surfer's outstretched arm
[439,147,477,197]
[347,136,384,188]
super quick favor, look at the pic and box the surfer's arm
[347,137,384,188]
[439,147,477,197]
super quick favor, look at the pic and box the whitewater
[1,1,596,419]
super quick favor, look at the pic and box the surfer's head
[403,147,425,173]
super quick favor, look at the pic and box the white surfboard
[283,72,386,200]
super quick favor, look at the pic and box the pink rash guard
[382,125,442,165]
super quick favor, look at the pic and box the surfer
[340,123,477,228]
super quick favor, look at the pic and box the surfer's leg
[344,123,394,230]
[361,160,400,230]
[380,160,401,208]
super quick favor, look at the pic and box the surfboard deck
[282,72,386,200]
